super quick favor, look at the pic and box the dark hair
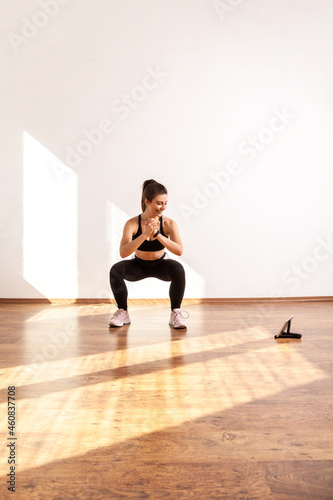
[141,179,168,212]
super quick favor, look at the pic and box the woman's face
[145,194,168,217]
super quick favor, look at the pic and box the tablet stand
[275,316,302,339]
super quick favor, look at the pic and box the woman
[109,179,188,329]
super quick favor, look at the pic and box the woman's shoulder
[162,215,176,225]
[124,215,140,231]
[162,215,178,231]
[126,215,140,224]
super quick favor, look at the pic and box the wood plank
[0,301,332,499]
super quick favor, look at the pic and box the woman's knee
[166,260,185,279]
[110,261,125,280]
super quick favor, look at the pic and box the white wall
[1,0,332,299]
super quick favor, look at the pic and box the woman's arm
[119,219,155,258]
[154,219,183,256]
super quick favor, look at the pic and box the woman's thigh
[149,259,185,281]
[111,259,148,282]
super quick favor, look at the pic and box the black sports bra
[132,214,167,251]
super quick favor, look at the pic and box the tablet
[278,315,294,336]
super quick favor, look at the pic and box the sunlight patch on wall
[23,131,78,297]
[106,200,205,298]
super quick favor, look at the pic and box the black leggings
[109,254,186,310]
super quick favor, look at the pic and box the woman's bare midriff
[135,249,165,261]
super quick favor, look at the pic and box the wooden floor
[0,300,332,499]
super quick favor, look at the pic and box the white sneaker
[169,309,189,329]
[109,309,131,327]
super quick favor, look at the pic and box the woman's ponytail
[141,179,168,212]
